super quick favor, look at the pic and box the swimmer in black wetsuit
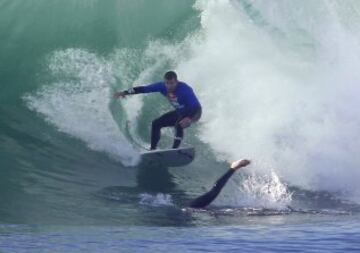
[188,159,251,208]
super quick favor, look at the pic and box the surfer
[114,71,202,150]
[188,159,251,208]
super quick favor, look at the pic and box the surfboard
[139,146,195,167]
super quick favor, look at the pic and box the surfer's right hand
[114,91,127,99]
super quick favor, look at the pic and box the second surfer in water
[188,159,251,208]
[114,71,202,150]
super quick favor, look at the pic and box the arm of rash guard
[124,86,146,94]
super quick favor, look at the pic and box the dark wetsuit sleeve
[124,82,164,95]
[124,86,146,94]
[188,168,235,208]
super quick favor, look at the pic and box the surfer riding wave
[114,71,202,150]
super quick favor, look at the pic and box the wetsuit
[188,168,235,208]
[125,81,202,149]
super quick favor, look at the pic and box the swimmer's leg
[188,169,234,208]
[188,159,250,209]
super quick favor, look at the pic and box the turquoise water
[1,0,360,251]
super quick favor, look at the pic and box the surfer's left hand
[113,91,127,99]
[179,117,192,128]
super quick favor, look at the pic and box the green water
[1,0,360,231]
[2,1,360,252]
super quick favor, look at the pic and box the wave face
[1,0,360,225]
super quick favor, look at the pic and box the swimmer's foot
[230,159,251,170]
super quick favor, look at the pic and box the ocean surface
[1,0,360,252]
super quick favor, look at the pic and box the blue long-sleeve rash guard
[126,81,201,118]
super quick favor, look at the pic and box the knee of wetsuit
[151,119,160,128]
[174,121,184,130]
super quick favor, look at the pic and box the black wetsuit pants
[150,110,183,150]
[151,107,202,150]
[188,168,235,208]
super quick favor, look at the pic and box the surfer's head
[164,71,178,92]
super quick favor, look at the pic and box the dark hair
[164,71,177,80]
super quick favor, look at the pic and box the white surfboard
[139,146,195,167]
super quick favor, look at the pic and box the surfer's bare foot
[230,159,251,170]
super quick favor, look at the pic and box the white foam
[139,193,174,207]
[185,0,360,201]
[237,171,293,209]
[209,169,292,209]
[24,48,139,166]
